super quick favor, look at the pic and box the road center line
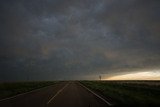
[47,83,69,104]
[78,82,113,106]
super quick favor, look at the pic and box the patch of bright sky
[106,70,160,80]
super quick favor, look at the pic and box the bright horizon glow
[106,71,160,80]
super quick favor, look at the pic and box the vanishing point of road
[0,82,112,107]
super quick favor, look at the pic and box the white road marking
[79,82,113,106]
[0,84,56,102]
[47,83,69,104]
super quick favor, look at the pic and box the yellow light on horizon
[106,71,160,80]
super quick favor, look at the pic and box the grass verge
[81,81,160,106]
[0,81,57,100]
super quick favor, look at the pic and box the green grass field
[81,81,160,106]
[0,81,57,100]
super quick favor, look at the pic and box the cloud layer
[0,0,160,81]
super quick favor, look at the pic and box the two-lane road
[0,82,111,107]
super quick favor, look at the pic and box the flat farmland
[0,82,110,107]
[0,81,159,107]
[0,81,57,100]
[81,80,160,106]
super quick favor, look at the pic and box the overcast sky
[0,0,160,81]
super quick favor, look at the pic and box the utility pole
[99,75,101,81]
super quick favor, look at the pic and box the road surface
[0,82,111,107]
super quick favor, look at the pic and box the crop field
[0,81,57,100]
[81,80,160,106]
[0,81,159,106]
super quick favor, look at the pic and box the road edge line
[0,84,56,102]
[78,82,113,106]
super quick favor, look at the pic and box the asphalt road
[0,82,111,107]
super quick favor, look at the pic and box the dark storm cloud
[0,0,160,81]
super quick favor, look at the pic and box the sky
[0,0,160,81]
